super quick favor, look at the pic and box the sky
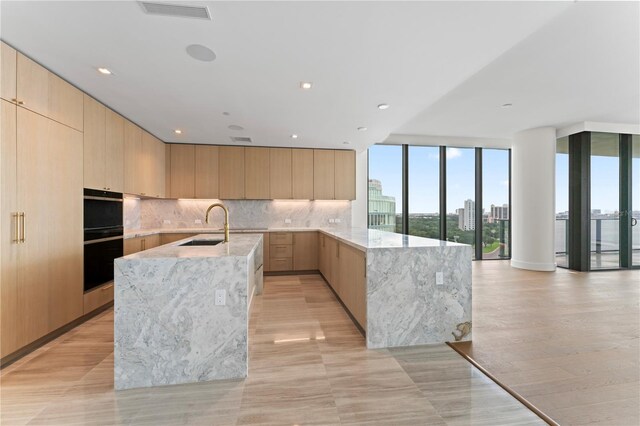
[368,145,509,214]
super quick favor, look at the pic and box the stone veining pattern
[114,234,262,390]
[366,244,472,349]
[131,199,351,230]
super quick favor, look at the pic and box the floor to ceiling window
[368,144,510,260]
[590,133,620,269]
[555,137,569,267]
[482,149,510,259]
[408,146,440,239]
[446,147,476,259]
[367,145,403,233]
[633,135,639,267]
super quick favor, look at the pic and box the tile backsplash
[124,198,351,230]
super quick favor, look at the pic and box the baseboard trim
[264,269,319,276]
[510,259,556,272]
[0,301,113,369]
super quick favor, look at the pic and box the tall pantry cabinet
[1,42,84,360]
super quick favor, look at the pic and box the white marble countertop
[124,227,468,253]
[120,233,262,259]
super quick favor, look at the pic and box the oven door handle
[84,235,124,245]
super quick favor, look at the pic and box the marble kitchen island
[113,234,263,390]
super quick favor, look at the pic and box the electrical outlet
[284,218,292,224]
[215,289,226,306]
[436,272,444,286]
[163,219,171,225]
[195,219,202,224]
[329,219,335,224]
[335,218,341,223]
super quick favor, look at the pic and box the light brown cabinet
[160,233,197,245]
[1,42,17,102]
[263,233,271,272]
[169,144,196,198]
[11,51,83,131]
[124,123,165,197]
[335,150,356,200]
[83,95,124,192]
[313,149,335,200]
[124,121,142,195]
[1,105,83,359]
[337,242,366,330]
[245,147,270,199]
[270,148,292,199]
[124,234,161,255]
[219,146,245,199]
[195,145,219,199]
[83,283,114,315]
[292,148,314,199]
[269,232,293,272]
[293,232,318,271]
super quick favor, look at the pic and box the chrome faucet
[205,203,230,243]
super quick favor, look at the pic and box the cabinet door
[160,233,197,245]
[0,100,18,357]
[83,95,106,191]
[293,232,318,270]
[318,234,326,277]
[325,236,337,287]
[141,131,156,197]
[153,136,166,198]
[292,149,314,199]
[124,121,142,195]
[105,109,124,193]
[245,147,270,199]
[263,233,270,272]
[353,250,367,330]
[334,150,356,200]
[313,149,335,200]
[16,53,49,119]
[48,73,83,131]
[219,146,245,199]
[270,148,292,199]
[195,145,219,199]
[47,120,83,331]
[124,237,142,255]
[170,144,195,198]
[1,42,17,103]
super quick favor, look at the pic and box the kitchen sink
[179,240,224,246]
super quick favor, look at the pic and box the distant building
[457,199,475,231]
[368,179,396,232]
[488,204,509,223]
[456,208,465,230]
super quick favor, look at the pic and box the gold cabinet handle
[19,212,25,243]
[12,213,19,244]
[11,98,24,105]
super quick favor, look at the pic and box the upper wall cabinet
[292,148,314,200]
[245,147,270,199]
[270,148,292,199]
[169,144,195,198]
[84,95,125,192]
[142,131,165,198]
[219,146,245,199]
[195,145,219,199]
[334,150,356,200]
[313,149,335,200]
[1,42,17,103]
[7,51,83,131]
[124,121,142,195]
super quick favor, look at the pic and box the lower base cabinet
[160,233,197,245]
[124,234,160,255]
[83,282,114,315]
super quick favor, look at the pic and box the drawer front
[270,244,293,258]
[270,232,293,244]
[83,282,114,315]
[270,258,293,272]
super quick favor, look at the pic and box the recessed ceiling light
[377,103,390,110]
[502,103,513,108]
[299,82,313,90]
[228,125,244,131]
[186,44,216,62]
[291,134,299,139]
[357,127,368,131]
[97,67,112,75]
[222,111,230,116]
[174,129,182,134]
[343,141,350,145]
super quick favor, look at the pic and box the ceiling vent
[230,136,252,144]
[139,2,211,20]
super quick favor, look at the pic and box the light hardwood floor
[452,261,640,426]
[0,274,541,426]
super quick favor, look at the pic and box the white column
[511,127,557,271]
[351,149,368,228]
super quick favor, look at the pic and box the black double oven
[84,189,123,293]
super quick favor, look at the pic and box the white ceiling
[1,1,637,151]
